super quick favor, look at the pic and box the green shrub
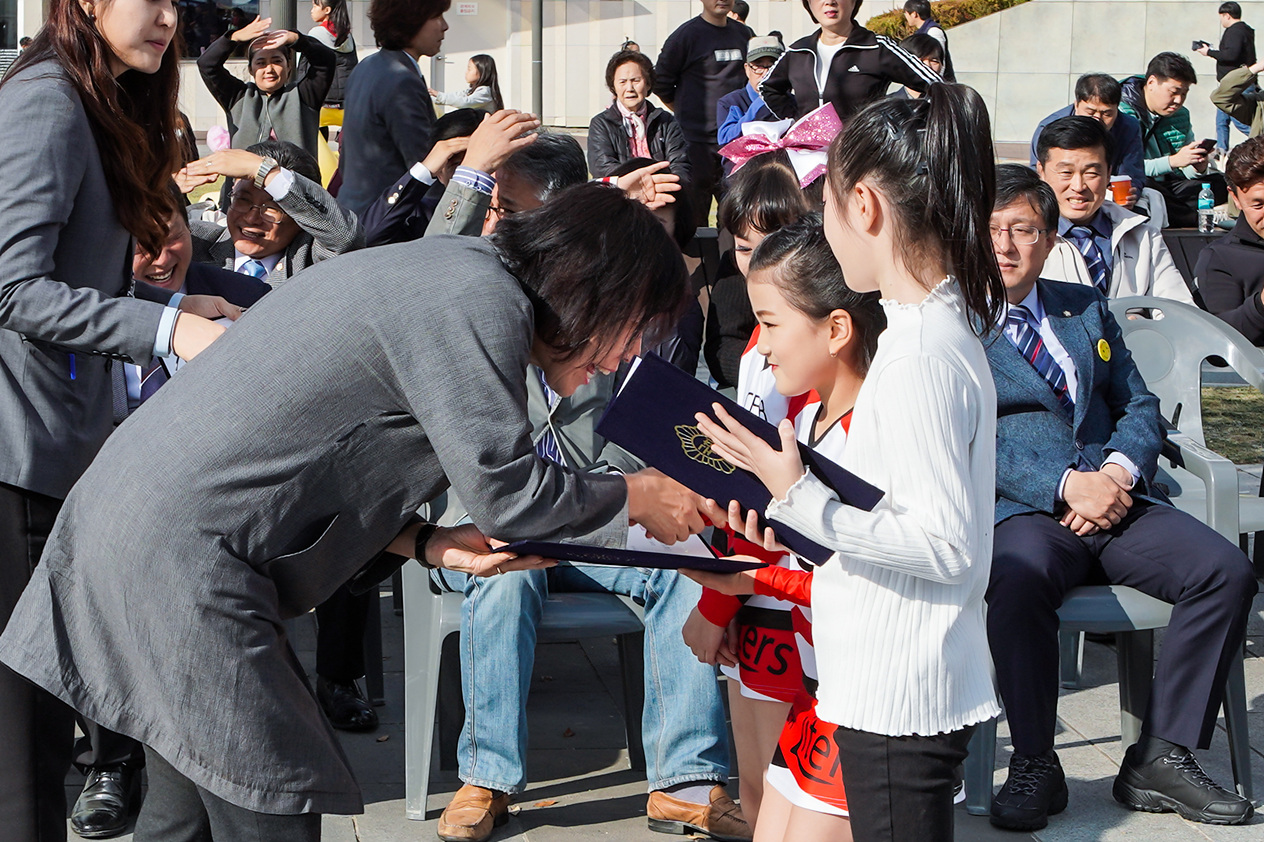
[866,0,1029,39]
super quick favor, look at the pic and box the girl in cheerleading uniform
[684,215,884,833]
[694,84,1004,842]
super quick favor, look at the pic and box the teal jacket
[1119,75,1196,180]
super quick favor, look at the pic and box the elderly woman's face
[612,61,650,112]
[533,324,643,397]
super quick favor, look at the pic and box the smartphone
[1197,138,1217,152]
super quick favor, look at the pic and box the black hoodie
[1195,214,1264,343]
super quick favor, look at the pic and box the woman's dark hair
[802,0,863,23]
[491,182,689,361]
[2,0,184,257]
[994,164,1059,231]
[718,155,812,238]
[749,214,886,374]
[1146,51,1197,85]
[899,33,943,64]
[1225,134,1264,191]
[1035,114,1114,166]
[247,140,321,184]
[608,157,696,250]
[316,0,353,45]
[605,50,656,96]
[827,83,1004,331]
[370,0,449,51]
[1074,73,1122,107]
[469,54,504,111]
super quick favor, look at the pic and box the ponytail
[826,83,1003,332]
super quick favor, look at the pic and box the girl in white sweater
[695,83,1004,842]
[430,53,504,112]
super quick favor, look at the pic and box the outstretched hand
[426,524,555,577]
[615,160,681,210]
[694,403,806,502]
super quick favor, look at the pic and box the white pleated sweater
[767,278,1001,736]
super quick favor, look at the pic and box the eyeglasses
[488,204,518,219]
[989,224,1047,246]
[746,62,774,74]
[229,195,287,225]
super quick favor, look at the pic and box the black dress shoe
[71,767,139,839]
[317,676,379,732]
[1113,743,1253,825]
[990,751,1068,831]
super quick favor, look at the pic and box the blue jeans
[432,564,730,793]
[1217,107,1252,150]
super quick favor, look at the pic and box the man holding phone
[1120,51,1229,227]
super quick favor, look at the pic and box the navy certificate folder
[596,353,884,564]
[502,540,765,572]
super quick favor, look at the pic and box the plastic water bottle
[1198,183,1216,233]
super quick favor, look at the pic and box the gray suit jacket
[191,171,364,286]
[425,179,491,238]
[0,236,628,816]
[0,60,170,498]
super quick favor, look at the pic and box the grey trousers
[133,748,322,842]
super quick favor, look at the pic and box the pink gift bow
[719,103,843,188]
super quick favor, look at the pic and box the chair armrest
[1163,426,1241,541]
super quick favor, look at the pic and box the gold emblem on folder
[675,425,735,474]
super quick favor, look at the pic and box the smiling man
[184,141,363,287]
[1035,116,1192,303]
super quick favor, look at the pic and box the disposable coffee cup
[1109,175,1131,204]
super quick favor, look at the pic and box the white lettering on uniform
[714,49,743,62]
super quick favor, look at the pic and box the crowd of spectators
[1,1,1263,842]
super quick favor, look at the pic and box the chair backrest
[1108,296,1264,443]
[1159,229,1219,297]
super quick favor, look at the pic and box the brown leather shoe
[646,785,752,841]
[437,784,511,842]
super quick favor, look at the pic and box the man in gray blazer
[185,140,363,286]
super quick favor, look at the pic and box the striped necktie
[138,357,169,404]
[1065,225,1109,295]
[1007,305,1074,415]
[240,259,268,280]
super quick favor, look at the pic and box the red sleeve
[752,565,812,606]
[697,587,742,626]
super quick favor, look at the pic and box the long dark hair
[750,214,885,374]
[3,0,184,256]
[826,83,1003,331]
[469,54,504,111]
[491,183,689,361]
[316,0,353,46]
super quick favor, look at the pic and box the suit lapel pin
[1063,310,1071,317]
[1097,339,1111,362]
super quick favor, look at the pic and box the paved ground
[71,570,1264,842]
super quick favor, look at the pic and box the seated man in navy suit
[984,164,1257,832]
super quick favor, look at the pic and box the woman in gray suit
[0,183,716,840]
[0,0,231,839]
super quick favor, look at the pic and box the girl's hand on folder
[682,607,738,668]
[682,566,761,596]
[727,500,790,554]
[696,404,807,503]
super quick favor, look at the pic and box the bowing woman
[0,0,230,838]
[0,183,720,841]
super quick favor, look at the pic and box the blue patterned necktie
[240,259,268,280]
[1065,225,1109,295]
[1007,305,1075,415]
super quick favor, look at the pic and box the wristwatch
[253,156,280,189]
[414,520,442,569]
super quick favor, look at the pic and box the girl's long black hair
[469,54,504,111]
[827,83,1004,332]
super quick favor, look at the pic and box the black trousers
[987,503,1256,756]
[684,140,724,228]
[0,482,76,842]
[74,720,146,774]
[133,747,321,842]
[314,583,370,682]
[834,724,975,842]
[1151,173,1228,228]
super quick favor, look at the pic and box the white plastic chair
[400,562,647,819]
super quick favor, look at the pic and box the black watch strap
[414,521,441,569]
